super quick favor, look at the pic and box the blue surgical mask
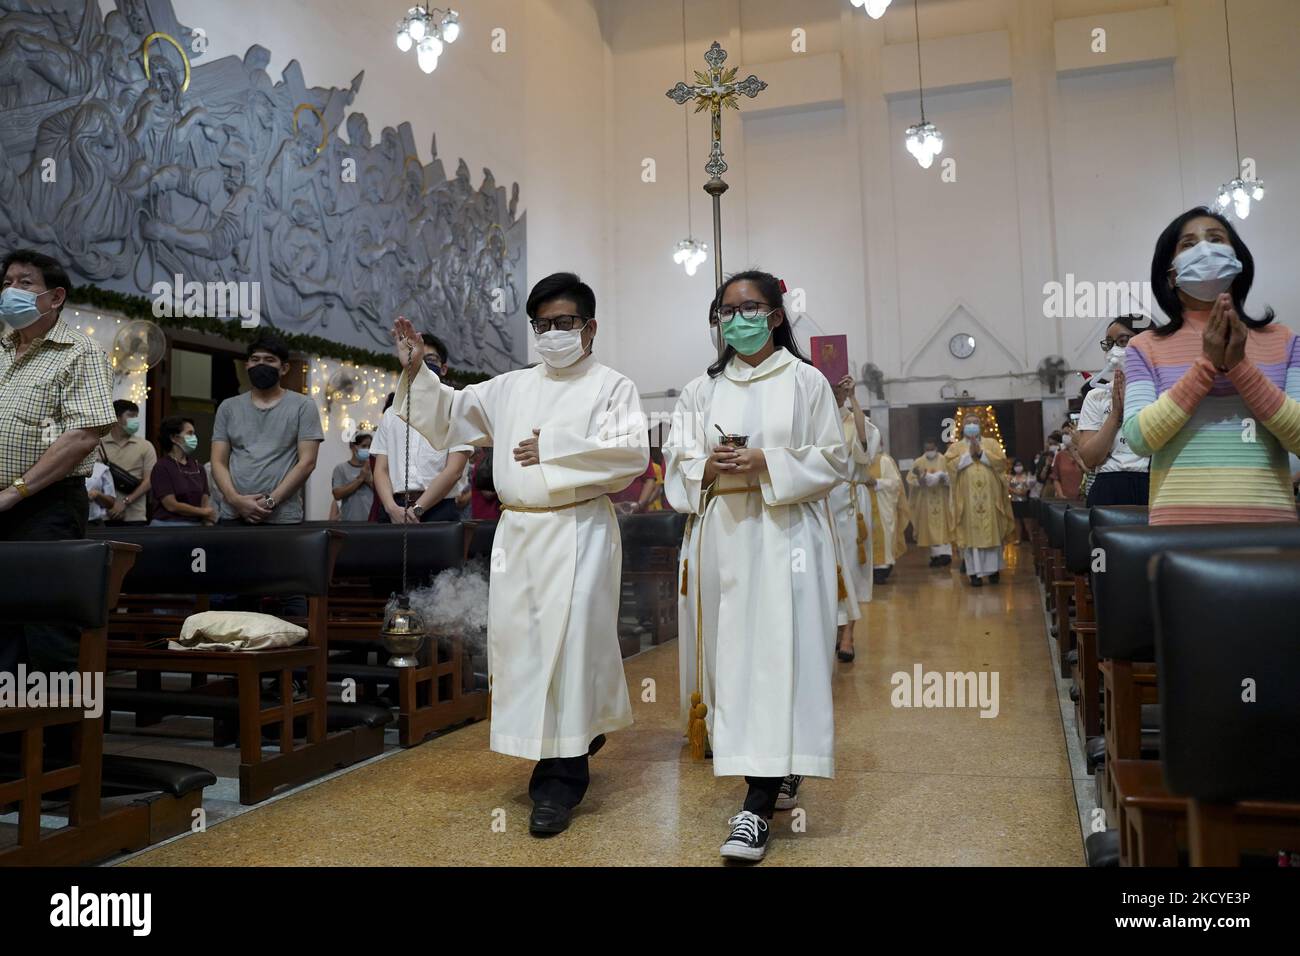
[0,287,48,330]
[356,448,370,461]
[963,423,980,438]
[1172,241,1242,302]
[123,417,141,436]
[180,434,198,452]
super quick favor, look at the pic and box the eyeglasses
[530,315,590,334]
[715,302,773,323]
[1100,335,1133,350]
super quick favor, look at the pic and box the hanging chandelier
[850,0,893,18]
[395,6,460,74]
[671,0,709,278]
[1213,1,1263,219]
[904,0,942,169]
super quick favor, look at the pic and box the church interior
[1,0,1298,912]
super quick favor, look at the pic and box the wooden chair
[1041,501,1073,678]
[1063,508,1098,743]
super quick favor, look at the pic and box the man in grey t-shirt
[211,336,322,525]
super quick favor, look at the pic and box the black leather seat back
[0,541,112,627]
[1092,522,1300,661]
[1064,508,1093,575]
[1089,505,1148,531]
[327,523,462,578]
[619,511,687,549]
[1153,548,1300,803]
[466,520,497,562]
[87,527,341,597]
[1044,500,1070,549]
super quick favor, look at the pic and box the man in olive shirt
[0,249,116,674]
[100,398,157,524]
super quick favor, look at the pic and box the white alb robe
[397,353,648,760]
[829,405,879,621]
[666,348,850,778]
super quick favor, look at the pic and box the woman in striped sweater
[1123,207,1300,525]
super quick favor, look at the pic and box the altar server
[908,438,954,567]
[391,273,648,836]
[944,413,1016,586]
[665,271,849,863]
[829,375,878,661]
[867,448,905,584]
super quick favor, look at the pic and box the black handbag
[99,443,141,495]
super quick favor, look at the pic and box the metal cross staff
[666,41,767,288]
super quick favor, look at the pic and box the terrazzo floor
[120,543,1085,866]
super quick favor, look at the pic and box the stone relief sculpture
[0,0,527,373]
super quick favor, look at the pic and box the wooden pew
[1040,500,1074,677]
[1152,548,1300,866]
[90,526,389,805]
[1062,508,1098,744]
[324,522,487,747]
[1,540,213,865]
[1092,521,1300,865]
[618,512,687,649]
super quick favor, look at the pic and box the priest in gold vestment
[908,438,954,567]
[944,414,1015,587]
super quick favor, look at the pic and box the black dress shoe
[588,734,606,756]
[529,801,572,835]
[837,646,855,663]
[928,556,939,567]
[969,574,983,587]
[989,571,1000,584]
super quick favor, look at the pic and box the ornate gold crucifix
[666,41,767,288]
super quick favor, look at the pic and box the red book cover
[811,335,849,385]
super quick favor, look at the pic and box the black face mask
[248,364,281,389]
[423,354,444,376]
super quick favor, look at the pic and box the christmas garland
[69,285,491,387]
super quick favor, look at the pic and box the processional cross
[666,41,767,288]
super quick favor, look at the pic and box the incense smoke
[407,559,490,650]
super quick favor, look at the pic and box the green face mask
[180,434,198,453]
[123,417,140,436]
[721,311,774,356]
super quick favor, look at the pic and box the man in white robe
[392,273,648,835]
[944,413,1015,586]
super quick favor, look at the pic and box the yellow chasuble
[943,437,1016,549]
[907,453,954,547]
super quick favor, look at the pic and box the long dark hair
[706,270,810,378]
[1150,206,1274,336]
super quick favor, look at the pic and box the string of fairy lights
[66,309,397,439]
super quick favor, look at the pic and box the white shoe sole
[720,841,768,862]
[774,794,799,810]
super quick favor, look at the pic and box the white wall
[100,0,1300,477]
[596,0,1300,452]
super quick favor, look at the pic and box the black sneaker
[970,574,983,587]
[720,810,769,862]
[775,774,803,811]
[989,571,1000,584]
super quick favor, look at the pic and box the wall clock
[948,333,976,359]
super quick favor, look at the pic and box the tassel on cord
[837,565,848,600]
[857,541,868,566]
[688,691,709,759]
[680,559,689,595]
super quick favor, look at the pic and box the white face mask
[535,329,586,368]
[1172,240,1242,303]
[1106,344,1127,370]
[1062,434,1073,447]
